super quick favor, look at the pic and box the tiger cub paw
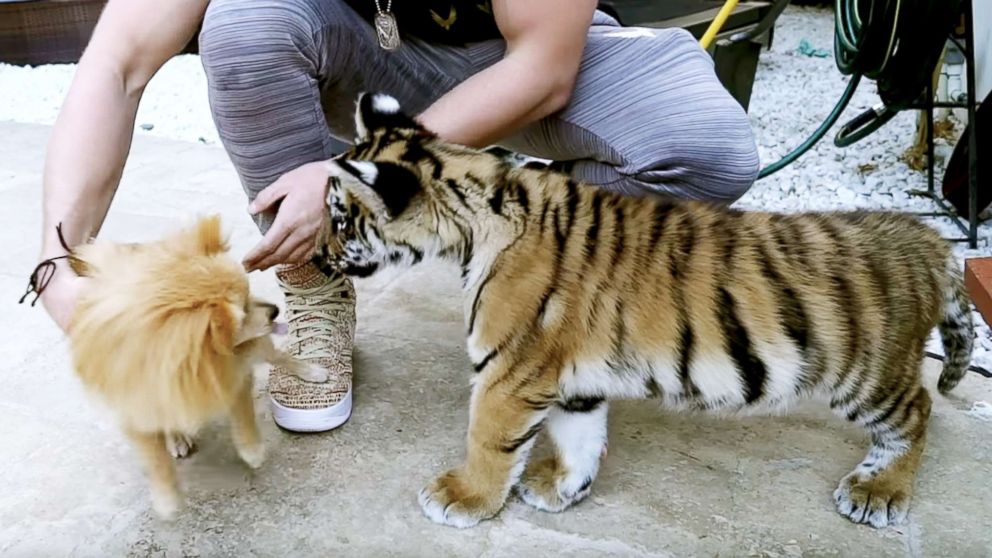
[516,457,593,513]
[417,468,504,529]
[833,472,912,528]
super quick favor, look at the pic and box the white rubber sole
[270,388,353,433]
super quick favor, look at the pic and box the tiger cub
[312,93,974,530]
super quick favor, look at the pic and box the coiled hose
[757,0,964,180]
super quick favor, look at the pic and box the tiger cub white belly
[559,343,807,415]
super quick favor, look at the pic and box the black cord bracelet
[18,223,74,307]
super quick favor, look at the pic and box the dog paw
[417,468,503,528]
[151,488,183,521]
[294,363,329,383]
[515,457,592,513]
[165,433,195,459]
[834,472,911,528]
[237,442,266,469]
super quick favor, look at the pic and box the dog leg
[165,433,195,459]
[127,429,182,520]
[230,381,265,469]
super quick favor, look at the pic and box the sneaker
[269,263,355,432]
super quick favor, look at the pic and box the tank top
[343,0,503,45]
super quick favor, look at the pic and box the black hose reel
[753,0,968,179]
[833,0,966,147]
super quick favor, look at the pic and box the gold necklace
[372,0,400,51]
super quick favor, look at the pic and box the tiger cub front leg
[418,376,550,528]
[516,397,608,512]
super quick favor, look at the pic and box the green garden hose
[756,75,861,179]
[756,0,963,180]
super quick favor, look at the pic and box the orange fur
[67,215,319,519]
[313,93,975,529]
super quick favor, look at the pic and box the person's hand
[243,161,330,272]
[39,263,90,333]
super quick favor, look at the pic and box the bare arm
[243,0,596,272]
[416,0,598,147]
[38,0,207,329]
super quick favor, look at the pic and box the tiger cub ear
[330,159,422,220]
[354,92,424,141]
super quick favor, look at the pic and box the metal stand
[909,0,983,249]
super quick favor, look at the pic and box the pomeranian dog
[66,215,325,519]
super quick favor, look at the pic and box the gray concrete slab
[1,121,991,557]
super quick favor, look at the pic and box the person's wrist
[37,259,73,297]
[19,247,75,308]
[40,253,75,277]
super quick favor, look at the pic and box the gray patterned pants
[199,0,760,233]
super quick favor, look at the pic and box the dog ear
[187,214,229,256]
[353,92,424,142]
[207,303,238,356]
[142,301,236,402]
[329,159,422,220]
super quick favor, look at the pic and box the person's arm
[38,0,207,331]
[415,0,598,146]
[243,0,598,271]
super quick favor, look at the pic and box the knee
[711,146,761,204]
[199,0,320,85]
[670,125,761,205]
[619,144,759,205]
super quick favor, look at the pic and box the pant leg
[201,2,758,220]
[400,12,759,203]
[198,0,464,233]
[502,16,761,203]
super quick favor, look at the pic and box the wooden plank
[965,257,992,327]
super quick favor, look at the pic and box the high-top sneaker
[269,262,355,432]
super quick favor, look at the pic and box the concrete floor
[2,121,991,557]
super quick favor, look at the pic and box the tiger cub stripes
[313,92,974,529]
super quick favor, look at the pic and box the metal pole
[964,0,979,249]
[927,80,935,194]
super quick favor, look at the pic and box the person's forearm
[416,53,572,147]
[41,60,142,259]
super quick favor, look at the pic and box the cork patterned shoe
[269,264,355,432]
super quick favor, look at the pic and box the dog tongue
[272,322,289,335]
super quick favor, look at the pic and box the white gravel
[0,54,217,144]
[1,6,989,373]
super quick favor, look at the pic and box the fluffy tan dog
[67,215,324,519]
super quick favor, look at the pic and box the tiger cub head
[313,92,517,278]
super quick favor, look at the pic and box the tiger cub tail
[937,255,974,394]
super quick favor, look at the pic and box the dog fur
[67,215,324,519]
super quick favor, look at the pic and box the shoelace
[284,276,352,360]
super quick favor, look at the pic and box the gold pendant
[374,12,401,51]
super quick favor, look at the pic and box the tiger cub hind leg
[516,397,609,512]
[831,361,933,528]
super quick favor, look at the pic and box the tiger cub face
[320,158,427,277]
[313,92,499,278]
